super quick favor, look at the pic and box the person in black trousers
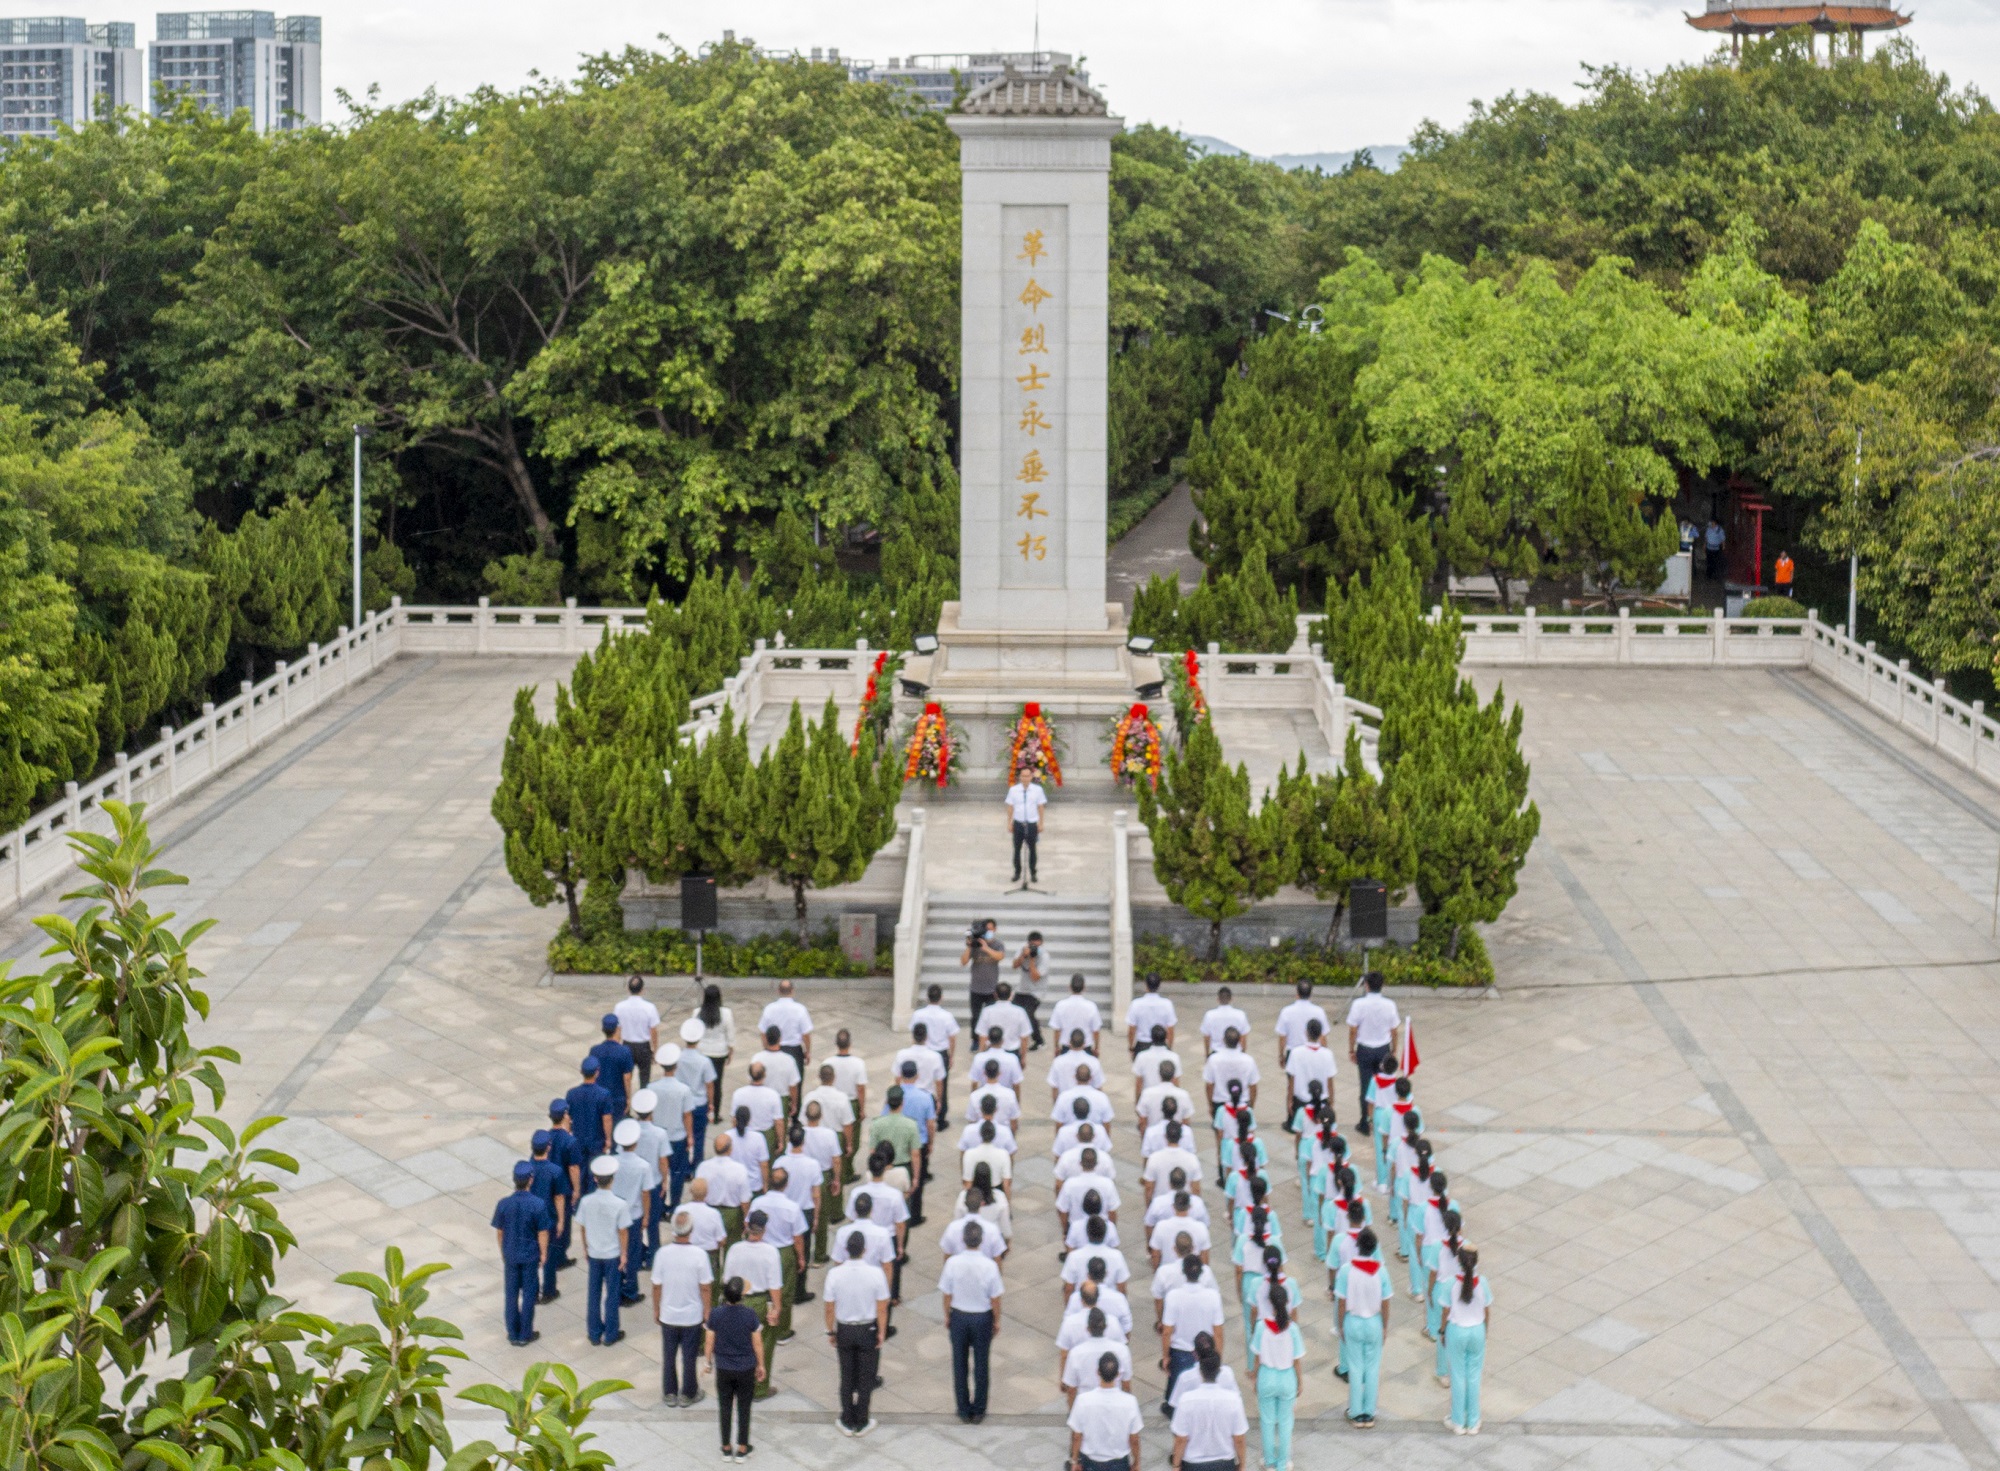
[705,1276,766,1462]
[823,1229,892,1435]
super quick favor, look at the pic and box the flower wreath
[902,701,955,787]
[1109,702,1164,789]
[1007,701,1064,787]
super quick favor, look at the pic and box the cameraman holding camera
[960,918,1004,1034]
[1011,930,1047,1051]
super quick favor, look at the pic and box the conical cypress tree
[1138,718,1292,960]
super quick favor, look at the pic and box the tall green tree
[752,697,900,942]
[1276,731,1415,947]
[1137,718,1293,959]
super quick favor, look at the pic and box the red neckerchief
[1350,1258,1381,1275]
[1429,1195,1446,1212]
[1263,1318,1281,1334]
[1392,1101,1413,1114]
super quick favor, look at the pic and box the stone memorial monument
[908,64,1143,777]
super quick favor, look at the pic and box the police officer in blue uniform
[492,1161,553,1345]
[527,1130,567,1303]
[567,1059,617,1180]
[545,1099,583,1267]
[588,1013,636,1115]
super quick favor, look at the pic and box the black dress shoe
[796,1291,816,1304]
[537,1292,560,1304]
[524,1330,540,1343]
[604,1330,626,1345]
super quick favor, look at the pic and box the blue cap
[601,1013,619,1029]
[512,1161,534,1182]
[580,1057,599,1076]
[531,1129,553,1149]
[548,1098,568,1117]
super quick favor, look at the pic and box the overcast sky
[176,0,2000,154]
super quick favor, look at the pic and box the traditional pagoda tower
[1687,0,1912,59]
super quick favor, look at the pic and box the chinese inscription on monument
[1001,205,1066,587]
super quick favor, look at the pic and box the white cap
[613,1118,641,1147]
[658,1044,682,1068]
[630,1088,658,1113]
[590,1155,619,1178]
[680,1018,706,1044]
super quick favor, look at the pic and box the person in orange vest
[1774,550,1795,598]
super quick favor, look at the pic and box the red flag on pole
[1400,1016,1419,1077]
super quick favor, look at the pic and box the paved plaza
[8,657,2000,1469]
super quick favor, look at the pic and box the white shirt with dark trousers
[650,1241,712,1327]
[1346,992,1400,1051]
[825,1258,890,1326]
[1069,1385,1143,1462]
[1172,1378,1249,1463]
[938,1250,1005,1314]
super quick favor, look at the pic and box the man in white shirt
[1067,1358,1143,1471]
[1048,1041,1105,1101]
[1054,1075,1114,1127]
[967,1070,1024,1127]
[1283,1018,1340,1134]
[1055,1109,1115,1161]
[758,979,813,1083]
[1055,1127,1119,1185]
[1131,1028,1182,1103]
[963,1097,1018,1155]
[1061,1221,1130,1302]
[1137,1065,1193,1136]
[680,1178,728,1261]
[1061,1277,1134,1342]
[1125,973,1176,1055]
[1141,1126,1202,1204]
[614,975,663,1085]
[896,1022,948,1110]
[1147,1199,1213,1268]
[823,1229,891,1435]
[1143,1179,1208,1232]
[1160,1256,1227,1410]
[1059,1307,1133,1401]
[1148,1235,1214,1330]
[749,1169,809,1341]
[720,1213,786,1394]
[692,1136,750,1239]
[1171,1351,1249,1471]
[1197,986,1250,1060]
[969,1035,1026,1090]
[777,1133,825,1290]
[1004,765,1047,887]
[1056,1153,1120,1231]
[753,1029,803,1118]
[939,1226,1005,1422]
[1201,1030,1259,1112]
[981,984,1032,1060]
[910,984,960,1110]
[732,1063,787,1156]
[803,1065,856,1187]
[1048,974,1103,1054]
[939,1211,1008,1261]
[1345,971,1401,1131]
[650,1212,712,1407]
[800,1102,843,1264]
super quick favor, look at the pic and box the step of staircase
[918,891,1114,1014]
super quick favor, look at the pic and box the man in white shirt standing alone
[1345,971,1400,1132]
[1005,764,1048,888]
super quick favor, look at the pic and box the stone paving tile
[15,659,2000,1465]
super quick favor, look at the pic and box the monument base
[898,601,1158,785]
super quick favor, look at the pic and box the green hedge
[1739,595,1807,619]
[551,925,893,978]
[1134,924,1493,989]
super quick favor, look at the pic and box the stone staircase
[919,891,1114,1017]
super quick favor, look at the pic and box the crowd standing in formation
[490,961,1493,1468]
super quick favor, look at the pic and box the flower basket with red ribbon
[851,650,896,754]
[1007,701,1064,787]
[1109,702,1163,789]
[903,701,955,787]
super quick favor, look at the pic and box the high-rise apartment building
[0,17,142,139]
[150,11,318,131]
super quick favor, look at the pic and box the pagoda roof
[1685,2,1910,29]
[959,64,1109,117]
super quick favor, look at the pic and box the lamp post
[351,423,374,631]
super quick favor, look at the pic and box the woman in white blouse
[691,983,735,1113]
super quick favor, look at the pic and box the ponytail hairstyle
[1307,1079,1323,1104]
[970,1161,996,1209]
[1394,1076,1412,1100]
[1430,1170,1448,1201]
[1268,1277,1291,1333]
[1235,1109,1255,1144]
[1227,1078,1244,1105]
[1248,1205,1270,1244]
[1329,1132,1348,1166]
[733,1105,752,1138]
[1442,1207,1463,1260]
[1261,1243,1283,1280]
[1248,1175,1268,1207]
[1458,1246,1480,1304]
[1332,1164,1356,1203]
[1402,1109,1423,1143]
[1413,1138,1434,1183]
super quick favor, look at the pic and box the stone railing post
[162,726,177,797]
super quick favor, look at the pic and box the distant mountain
[1185,134,1407,174]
